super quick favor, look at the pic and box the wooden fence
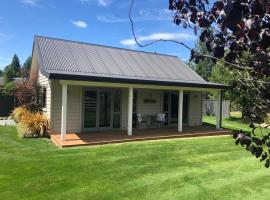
[203,100,230,118]
[0,95,15,117]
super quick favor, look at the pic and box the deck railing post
[216,90,222,129]
[178,89,183,132]
[61,83,67,141]
[127,87,133,136]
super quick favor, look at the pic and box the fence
[203,100,230,118]
[0,95,15,116]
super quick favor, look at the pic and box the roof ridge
[34,35,178,58]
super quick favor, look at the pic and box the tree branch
[128,0,253,70]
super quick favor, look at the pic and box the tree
[10,54,20,76]
[129,0,270,167]
[3,65,16,83]
[3,54,21,83]
[189,41,215,81]
[166,0,270,167]
[0,69,3,76]
[21,56,32,78]
[14,80,42,112]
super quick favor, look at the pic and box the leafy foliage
[21,56,32,78]
[169,0,270,167]
[1,82,16,96]
[14,80,42,112]
[189,41,215,81]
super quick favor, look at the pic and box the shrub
[11,107,29,123]
[19,112,50,137]
[14,80,42,112]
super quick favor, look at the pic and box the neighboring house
[0,77,4,86]
[30,35,228,141]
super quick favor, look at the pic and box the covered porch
[51,126,230,147]
[55,80,224,146]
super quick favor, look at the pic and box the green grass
[1,125,270,200]
[203,112,269,135]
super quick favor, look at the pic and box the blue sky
[0,0,197,70]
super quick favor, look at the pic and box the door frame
[161,91,189,127]
[82,87,122,132]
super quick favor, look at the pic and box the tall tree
[3,65,16,83]
[0,69,3,76]
[21,56,32,78]
[167,0,270,167]
[10,54,21,76]
[3,54,21,83]
[189,40,215,81]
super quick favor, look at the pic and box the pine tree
[10,54,21,76]
[21,56,32,78]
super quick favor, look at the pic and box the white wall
[38,71,51,118]
[49,83,203,133]
[188,91,203,126]
[50,80,82,133]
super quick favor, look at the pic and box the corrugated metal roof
[34,36,227,89]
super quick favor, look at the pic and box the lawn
[203,111,269,135]
[1,124,270,199]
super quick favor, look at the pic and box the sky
[0,0,198,70]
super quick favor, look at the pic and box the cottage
[30,36,228,146]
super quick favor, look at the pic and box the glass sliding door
[162,91,189,125]
[99,91,112,128]
[83,89,121,131]
[113,90,121,128]
[170,93,179,124]
[84,91,97,128]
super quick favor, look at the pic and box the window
[42,87,46,108]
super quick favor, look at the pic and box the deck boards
[50,126,231,147]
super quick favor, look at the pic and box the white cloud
[98,0,108,6]
[21,0,39,6]
[120,32,196,46]
[97,8,172,23]
[71,20,88,28]
[81,0,110,7]
[0,33,13,43]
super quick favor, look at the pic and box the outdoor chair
[154,113,166,128]
[136,113,147,128]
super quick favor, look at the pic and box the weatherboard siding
[38,71,51,119]
[188,91,203,126]
[50,80,82,133]
[48,82,203,133]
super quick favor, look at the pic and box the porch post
[127,87,133,136]
[216,90,222,129]
[61,83,67,141]
[178,89,183,132]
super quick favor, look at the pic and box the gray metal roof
[34,36,227,89]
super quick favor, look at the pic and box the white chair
[155,113,166,128]
[136,113,147,128]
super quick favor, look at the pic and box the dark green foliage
[1,82,16,96]
[10,54,20,75]
[169,0,270,167]
[3,65,16,83]
[189,41,215,81]
[21,56,32,78]
[3,54,21,83]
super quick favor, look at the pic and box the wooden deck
[51,126,231,148]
